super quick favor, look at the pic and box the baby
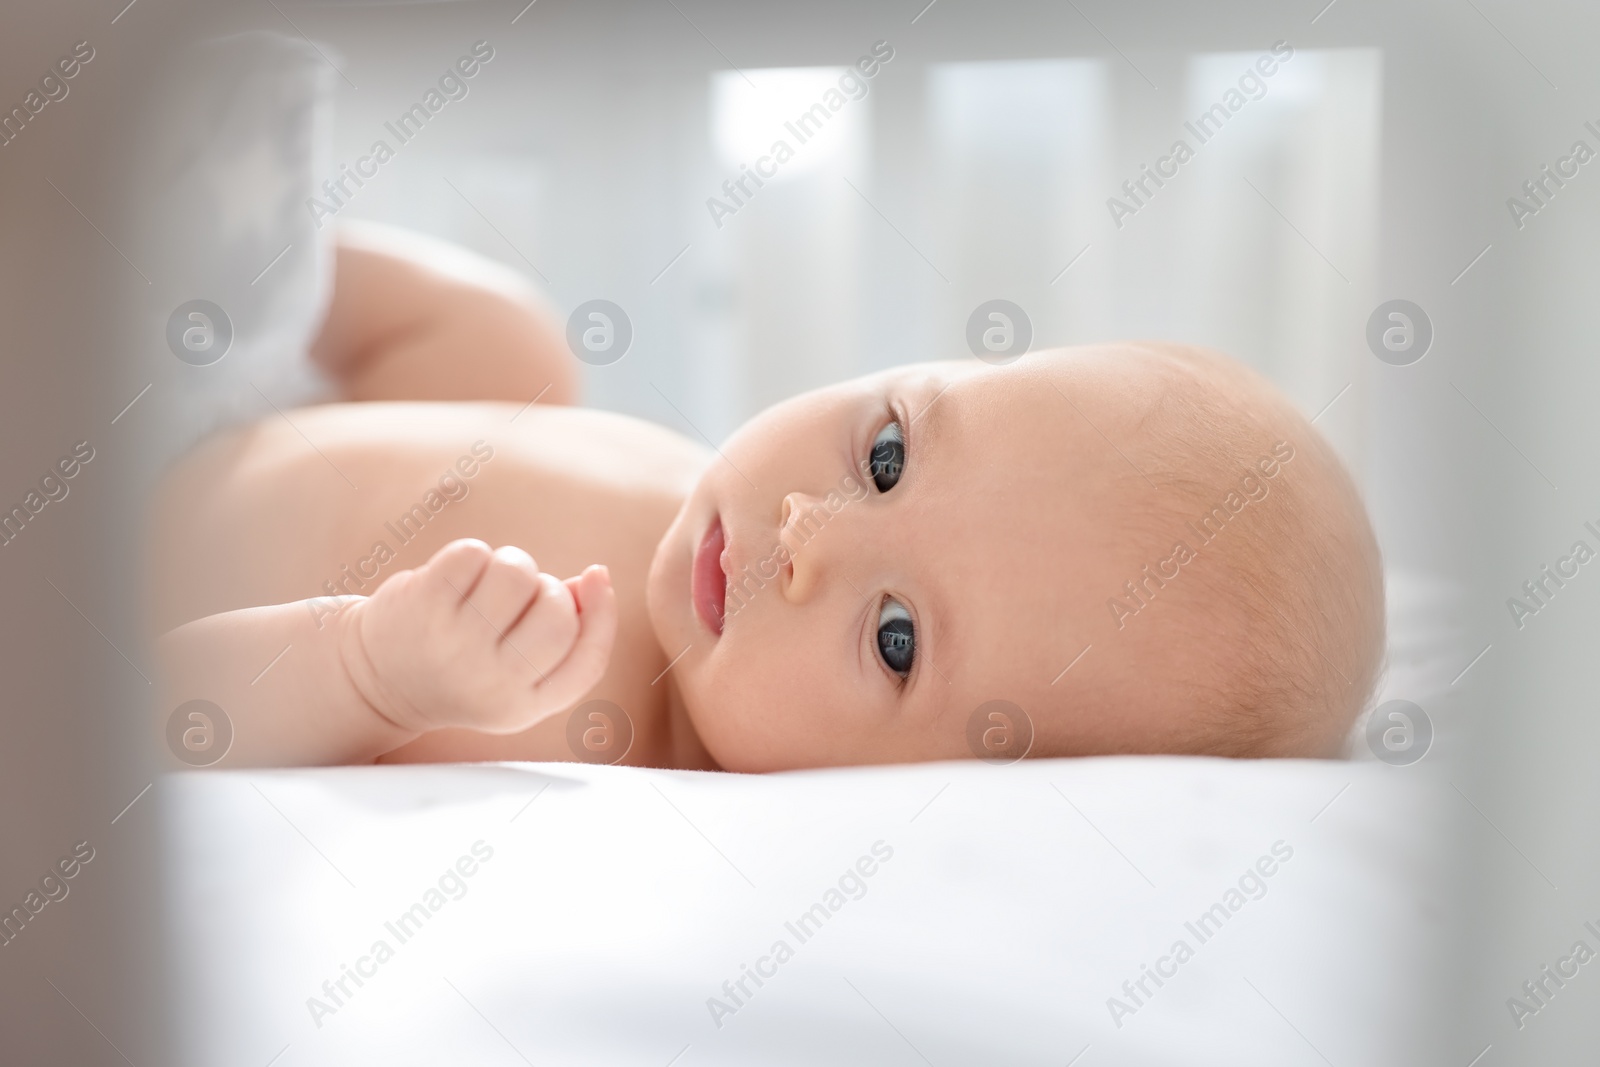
[153,224,1384,772]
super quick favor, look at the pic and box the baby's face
[647,350,1188,772]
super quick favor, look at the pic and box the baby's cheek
[685,659,787,770]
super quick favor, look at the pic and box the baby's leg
[311,221,580,406]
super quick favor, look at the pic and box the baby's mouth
[692,515,727,636]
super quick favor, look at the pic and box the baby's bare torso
[150,401,711,766]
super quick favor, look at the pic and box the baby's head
[646,342,1383,772]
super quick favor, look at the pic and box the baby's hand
[339,539,617,735]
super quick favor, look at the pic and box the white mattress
[165,754,1448,1066]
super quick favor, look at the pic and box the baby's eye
[868,421,905,493]
[876,597,915,677]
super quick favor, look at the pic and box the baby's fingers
[502,565,616,723]
[556,566,618,692]
[465,545,542,635]
[417,538,494,607]
[500,574,578,684]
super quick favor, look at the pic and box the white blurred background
[332,40,1380,467]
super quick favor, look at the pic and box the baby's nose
[778,491,841,603]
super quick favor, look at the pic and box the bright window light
[711,67,865,181]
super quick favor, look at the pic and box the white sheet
[166,754,1447,1066]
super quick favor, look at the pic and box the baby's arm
[311,221,579,405]
[158,540,616,767]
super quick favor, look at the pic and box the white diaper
[134,31,338,466]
